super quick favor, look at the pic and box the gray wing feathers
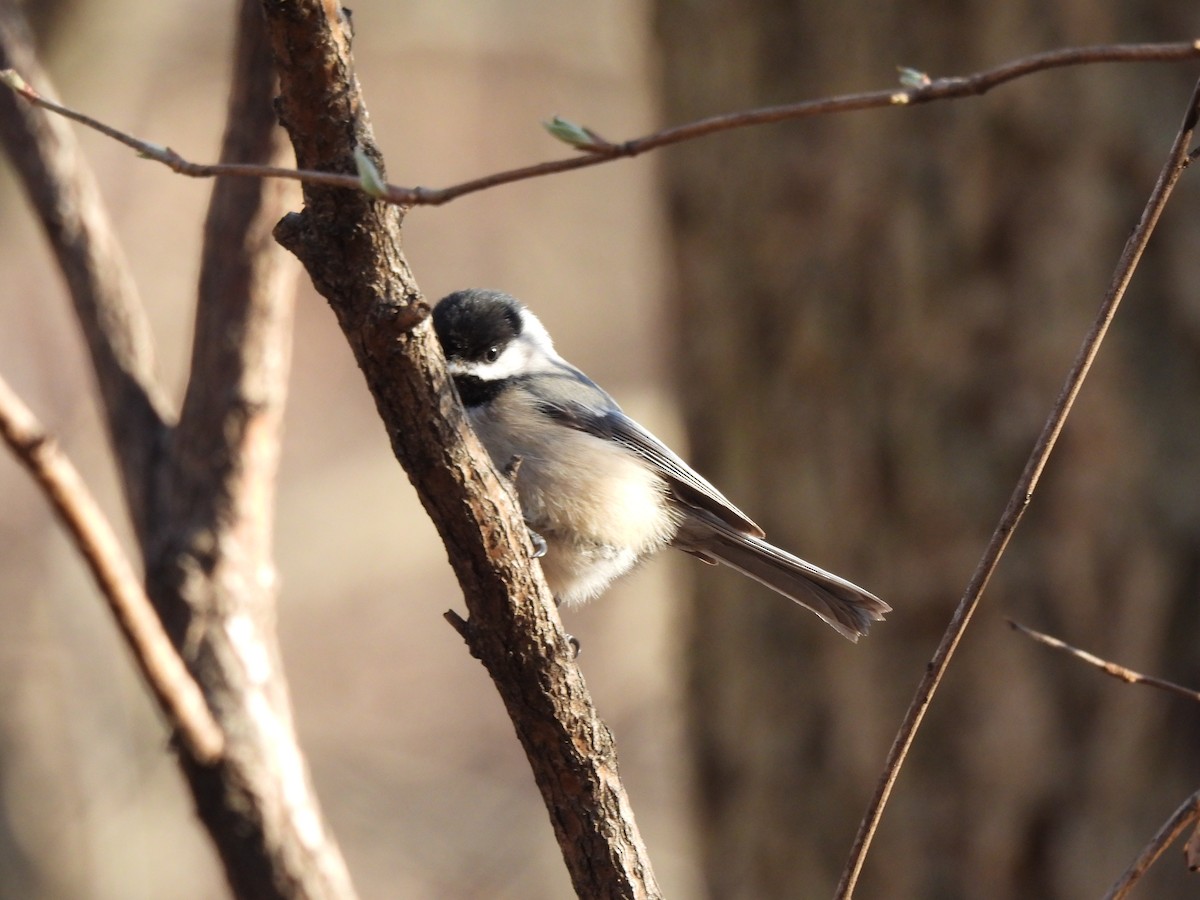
[531,378,763,535]
[602,416,764,536]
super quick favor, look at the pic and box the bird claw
[503,454,525,480]
[527,527,547,559]
[565,633,581,658]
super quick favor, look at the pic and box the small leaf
[542,115,598,150]
[137,141,169,160]
[0,69,29,92]
[897,66,931,89]
[354,146,388,198]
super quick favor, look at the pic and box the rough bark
[259,2,661,896]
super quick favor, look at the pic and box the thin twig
[0,374,224,764]
[1008,619,1200,703]
[834,75,1200,900]
[1104,788,1200,900]
[1006,616,1200,894]
[5,41,1200,206]
[0,67,396,195]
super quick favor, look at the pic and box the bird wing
[525,369,764,537]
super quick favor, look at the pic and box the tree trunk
[656,2,1200,897]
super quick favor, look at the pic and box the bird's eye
[484,346,501,363]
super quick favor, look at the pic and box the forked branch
[5,4,1200,896]
[0,0,358,895]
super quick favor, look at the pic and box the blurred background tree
[1,0,1198,897]
[657,1,1200,898]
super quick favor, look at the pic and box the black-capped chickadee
[432,289,890,641]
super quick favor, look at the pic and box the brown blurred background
[2,1,1199,898]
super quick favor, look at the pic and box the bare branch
[258,1,661,895]
[5,40,1199,207]
[0,67,357,187]
[0,3,170,544]
[0,374,223,764]
[135,4,359,898]
[7,6,1197,894]
[1008,619,1200,703]
[1010,615,1200,893]
[1104,788,1200,900]
[409,40,1200,204]
[170,0,298,593]
[5,1,355,894]
[835,75,1200,899]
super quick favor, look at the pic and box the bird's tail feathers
[677,523,889,642]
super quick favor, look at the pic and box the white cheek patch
[478,342,531,380]
[445,345,520,380]
[448,337,555,382]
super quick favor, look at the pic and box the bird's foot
[503,454,525,481]
[527,527,547,559]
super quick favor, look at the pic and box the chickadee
[432,289,889,641]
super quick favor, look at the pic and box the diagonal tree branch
[0,0,170,545]
[0,373,223,764]
[257,1,661,896]
[835,73,1200,899]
